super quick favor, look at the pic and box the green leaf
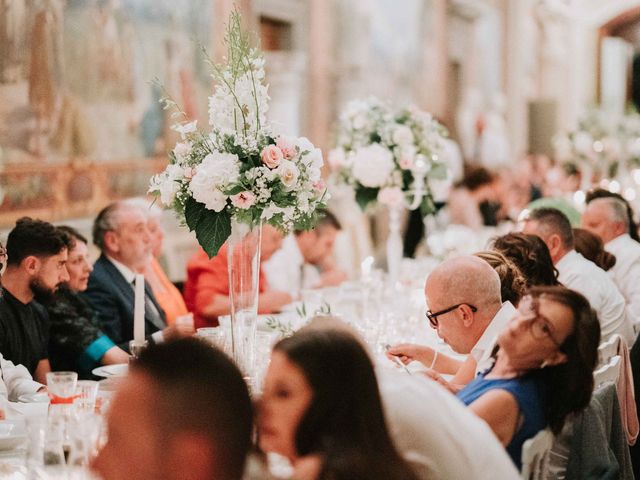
[184,197,206,231]
[355,187,378,211]
[420,194,436,216]
[195,209,232,258]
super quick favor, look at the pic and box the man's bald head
[426,255,502,309]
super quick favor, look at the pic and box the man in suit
[82,201,193,351]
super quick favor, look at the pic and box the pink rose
[276,136,297,159]
[261,145,283,169]
[313,179,326,192]
[183,166,197,180]
[230,191,256,209]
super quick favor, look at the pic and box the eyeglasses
[426,303,477,328]
[518,295,563,348]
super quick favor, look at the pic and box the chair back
[521,428,554,479]
[598,335,622,367]
[594,355,622,389]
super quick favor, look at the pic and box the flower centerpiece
[329,97,448,280]
[149,11,327,375]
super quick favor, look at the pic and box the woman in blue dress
[457,286,600,469]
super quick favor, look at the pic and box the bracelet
[429,350,438,370]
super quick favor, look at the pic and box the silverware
[384,344,412,375]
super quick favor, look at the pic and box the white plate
[0,421,26,450]
[17,392,49,404]
[92,364,128,378]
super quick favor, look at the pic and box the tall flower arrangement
[149,12,327,257]
[328,97,448,214]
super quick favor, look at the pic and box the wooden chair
[521,429,554,479]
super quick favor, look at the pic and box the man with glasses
[388,255,516,391]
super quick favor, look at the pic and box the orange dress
[183,245,268,329]
[148,258,189,325]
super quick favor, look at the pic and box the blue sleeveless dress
[457,372,547,470]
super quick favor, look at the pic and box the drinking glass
[47,372,78,407]
[196,327,228,352]
[74,381,99,415]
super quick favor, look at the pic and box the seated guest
[585,188,640,241]
[387,256,515,390]
[573,227,616,272]
[0,242,45,402]
[259,327,419,480]
[130,200,189,325]
[263,211,346,298]
[47,227,129,378]
[457,286,600,469]
[83,201,194,351]
[491,232,560,287]
[0,218,70,383]
[582,196,640,328]
[92,338,253,480]
[474,250,527,306]
[184,225,292,328]
[523,207,633,344]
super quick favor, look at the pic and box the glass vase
[386,205,403,284]
[227,219,262,382]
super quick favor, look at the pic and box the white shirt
[378,371,519,480]
[0,353,42,402]
[472,301,517,375]
[606,234,640,328]
[263,235,320,297]
[556,250,634,345]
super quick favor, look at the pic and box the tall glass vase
[387,205,403,284]
[227,219,262,382]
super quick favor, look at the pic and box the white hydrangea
[351,144,395,188]
[198,152,240,186]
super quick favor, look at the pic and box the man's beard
[29,278,57,305]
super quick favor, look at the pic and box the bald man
[583,197,640,331]
[388,255,516,390]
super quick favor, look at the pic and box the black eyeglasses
[518,295,563,348]
[426,303,477,328]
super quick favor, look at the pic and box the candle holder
[129,340,148,363]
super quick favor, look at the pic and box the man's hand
[385,343,433,366]
[163,322,195,341]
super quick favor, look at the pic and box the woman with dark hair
[457,286,600,469]
[492,232,560,287]
[573,228,616,271]
[258,327,418,480]
[47,226,129,377]
[474,250,527,306]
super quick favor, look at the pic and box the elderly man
[523,207,634,344]
[0,218,70,383]
[388,255,516,388]
[83,201,193,351]
[0,242,45,402]
[92,338,253,480]
[263,210,346,298]
[582,197,640,329]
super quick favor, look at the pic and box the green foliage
[355,187,379,211]
[420,193,436,217]
[184,198,232,257]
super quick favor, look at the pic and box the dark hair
[474,250,527,306]
[295,210,342,236]
[573,228,616,271]
[492,233,560,287]
[56,226,88,251]
[93,202,124,251]
[526,207,574,249]
[133,338,253,480]
[586,188,639,241]
[527,286,600,434]
[6,217,70,266]
[273,328,418,480]
[456,166,495,192]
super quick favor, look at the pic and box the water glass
[74,381,99,415]
[46,372,78,404]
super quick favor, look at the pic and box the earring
[541,360,550,368]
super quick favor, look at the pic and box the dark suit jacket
[81,255,166,351]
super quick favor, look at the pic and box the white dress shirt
[606,234,640,329]
[0,353,42,402]
[556,250,634,345]
[472,301,517,375]
[263,235,320,297]
[378,370,519,479]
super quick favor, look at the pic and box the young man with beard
[0,218,70,383]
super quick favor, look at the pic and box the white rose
[302,147,324,171]
[351,144,395,188]
[277,160,299,190]
[296,136,315,153]
[392,125,413,146]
